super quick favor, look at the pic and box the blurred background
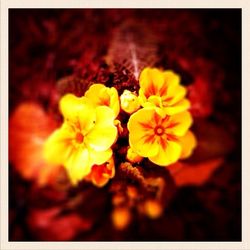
[9,9,241,241]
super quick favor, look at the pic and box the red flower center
[154,126,165,136]
[75,132,84,143]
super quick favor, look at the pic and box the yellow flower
[44,94,117,185]
[139,67,190,115]
[120,89,140,114]
[84,83,120,118]
[128,108,195,166]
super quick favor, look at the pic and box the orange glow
[9,102,62,186]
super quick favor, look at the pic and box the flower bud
[120,90,140,114]
[126,147,143,163]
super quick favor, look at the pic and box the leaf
[9,102,62,186]
[106,21,157,80]
[190,120,235,163]
[27,207,92,240]
[168,158,224,187]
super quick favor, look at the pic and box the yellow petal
[139,68,164,97]
[64,147,91,184]
[85,106,117,151]
[84,84,107,105]
[89,147,113,165]
[85,84,120,118]
[164,85,187,106]
[109,87,120,118]
[179,130,197,159]
[149,140,182,166]
[129,134,159,158]
[59,94,96,133]
[162,70,180,88]
[165,111,193,137]
[128,108,159,157]
[138,89,148,106]
[147,95,163,108]
[163,99,190,115]
[43,123,75,165]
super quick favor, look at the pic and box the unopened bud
[126,147,143,163]
[120,90,140,114]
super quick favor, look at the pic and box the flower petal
[179,130,197,159]
[139,68,165,97]
[90,156,115,187]
[163,99,190,115]
[85,84,111,108]
[85,84,120,117]
[64,147,91,184]
[128,108,159,157]
[164,85,187,106]
[130,135,159,158]
[163,70,180,88]
[43,123,75,165]
[85,106,117,151]
[89,147,113,166]
[165,111,193,136]
[149,140,182,166]
[59,94,96,133]
[147,95,163,108]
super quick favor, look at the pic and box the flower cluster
[44,67,196,186]
[44,86,118,185]
[128,67,196,166]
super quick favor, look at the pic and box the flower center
[154,126,165,136]
[75,132,84,143]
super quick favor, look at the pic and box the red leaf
[168,158,223,187]
[191,121,235,162]
[27,207,92,240]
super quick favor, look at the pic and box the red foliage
[27,207,92,240]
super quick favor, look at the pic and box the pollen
[75,132,84,143]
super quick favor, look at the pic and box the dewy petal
[60,94,96,133]
[64,147,91,184]
[43,123,75,165]
[165,111,193,136]
[128,108,159,157]
[85,106,117,151]
[149,140,182,166]
[179,130,197,159]
[163,99,190,115]
[89,147,113,166]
